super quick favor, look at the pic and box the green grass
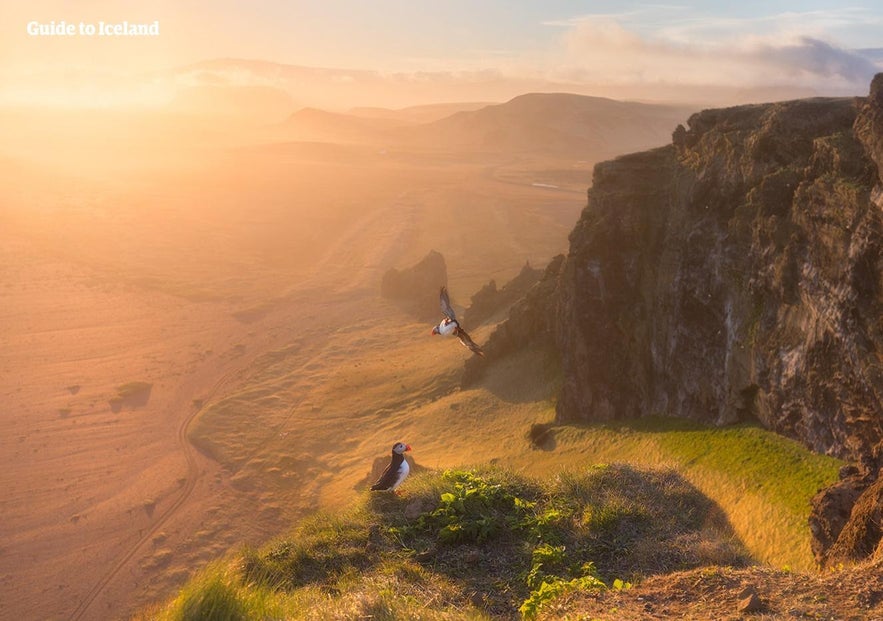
[142,464,749,620]
[545,416,843,570]
[636,417,839,519]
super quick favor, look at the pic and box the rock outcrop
[463,261,543,327]
[476,74,883,566]
[380,250,447,321]
[809,454,883,568]
[462,256,563,387]
[556,94,883,461]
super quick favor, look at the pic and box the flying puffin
[431,286,485,356]
[370,441,412,492]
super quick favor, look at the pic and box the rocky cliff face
[556,90,883,464]
[474,75,883,566]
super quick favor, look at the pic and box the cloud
[548,12,882,94]
[755,37,879,82]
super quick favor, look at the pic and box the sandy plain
[0,111,598,620]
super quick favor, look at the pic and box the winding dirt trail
[67,361,246,620]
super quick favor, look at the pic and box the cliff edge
[476,75,883,567]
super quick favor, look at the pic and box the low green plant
[408,469,543,544]
[612,577,632,591]
[406,470,634,619]
[519,572,606,620]
[525,543,568,589]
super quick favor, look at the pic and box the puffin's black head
[392,441,411,455]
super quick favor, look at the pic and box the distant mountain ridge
[170,57,823,112]
[270,92,694,157]
[398,92,693,157]
[349,102,492,123]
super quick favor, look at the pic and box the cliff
[474,75,883,566]
[556,92,883,460]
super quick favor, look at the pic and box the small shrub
[410,470,542,544]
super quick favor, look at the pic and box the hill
[397,93,693,157]
[140,463,883,620]
[268,93,694,157]
[349,102,492,124]
[139,464,753,619]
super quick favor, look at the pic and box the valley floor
[0,144,584,620]
[1,120,845,621]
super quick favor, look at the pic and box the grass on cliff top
[543,416,843,571]
[141,464,751,621]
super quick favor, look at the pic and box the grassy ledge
[139,464,751,620]
[543,416,843,569]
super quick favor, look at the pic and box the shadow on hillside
[409,464,752,610]
[471,347,561,404]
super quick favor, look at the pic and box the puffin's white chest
[392,458,410,490]
[437,319,458,336]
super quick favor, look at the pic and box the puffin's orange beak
[405,445,412,451]
[430,327,438,335]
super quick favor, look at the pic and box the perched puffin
[370,442,412,492]
[431,286,485,357]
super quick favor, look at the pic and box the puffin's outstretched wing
[454,327,485,357]
[439,286,457,321]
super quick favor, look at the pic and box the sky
[3,1,883,109]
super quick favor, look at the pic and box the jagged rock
[463,261,542,327]
[380,250,447,321]
[553,78,883,566]
[461,255,563,386]
[824,473,883,566]
[526,422,555,450]
[811,441,883,568]
[808,466,870,564]
[855,73,883,187]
